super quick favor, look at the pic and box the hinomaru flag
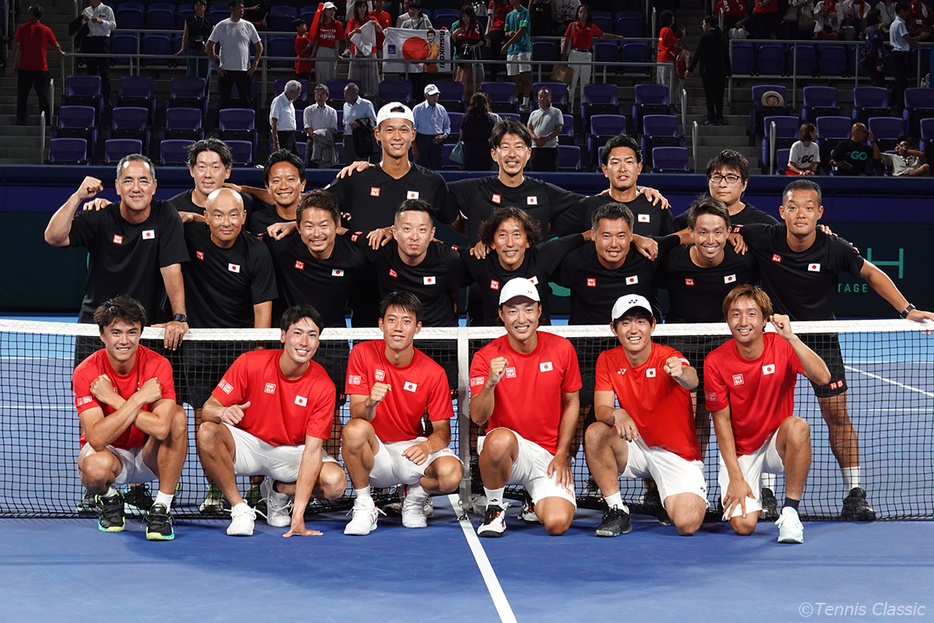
[383,27,452,74]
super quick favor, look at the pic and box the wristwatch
[173,314,189,323]
[900,304,915,319]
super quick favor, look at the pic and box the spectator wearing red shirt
[312,2,345,85]
[199,305,347,537]
[713,0,750,31]
[13,5,65,126]
[584,294,706,538]
[293,18,313,82]
[72,295,188,541]
[561,4,624,111]
[341,292,463,535]
[656,10,684,109]
[486,0,511,81]
[470,277,582,538]
[371,0,392,53]
[750,0,780,38]
[705,285,830,543]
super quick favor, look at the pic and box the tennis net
[0,319,931,521]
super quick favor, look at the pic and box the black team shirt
[449,177,582,245]
[556,192,677,237]
[462,234,586,325]
[741,223,865,320]
[673,201,778,234]
[246,205,294,241]
[326,164,456,232]
[66,200,189,323]
[181,222,278,328]
[350,233,474,327]
[656,245,760,323]
[268,232,370,327]
[556,235,681,323]
[168,189,257,220]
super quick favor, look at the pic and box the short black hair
[703,14,717,28]
[292,17,305,29]
[706,149,750,182]
[601,134,642,166]
[187,137,233,169]
[28,5,43,19]
[297,189,340,226]
[94,295,147,332]
[685,195,731,231]
[783,179,822,204]
[263,149,306,186]
[394,198,434,224]
[898,135,915,148]
[478,206,542,248]
[279,304,325,334]
[379,291,423,323]
[408,0,421,9]
[193,0,207,6]
[490,117,532,150]
[229,0,244,8]
[591,202,634,231]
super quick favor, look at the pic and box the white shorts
[478,428,577,507]
[620,437,708,507]
[507,52,532,76]
[363,436,460,488]
[718,431,784,519]
[78,443,156,486]
[226,423,338,483]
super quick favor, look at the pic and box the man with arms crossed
[73,295,188,540]
[469,277,582,537]
[706,285,830,543]
[585,294,706,537]
[341,292,463,534]
[198,305,347,537]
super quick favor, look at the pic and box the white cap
[376,102,415,127]
[424,83,440,95]
[322,2,337,10]
[611,294,653,322]
[499,278,540,306]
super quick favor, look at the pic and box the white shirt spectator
[343,96,377,135]
[880,151,924,176]
[788,140,820,170]
[84,2,116,37]
[528,106,563,149]
[208,18,261,71]
[269,92,297,131]
[890,14,910,52]
[304,101,339,134]
[814,1,845,33]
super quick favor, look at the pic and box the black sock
[783,497,800,512]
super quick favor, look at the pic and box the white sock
[405,483,426,502]
[155,491,174,511]
[842,467,860,492]
[523,96,530,106]
[105,486,119,498]
[354,486,373,507]
[484,487,505,507]
[604,492,626,511]
[761,473,776,491]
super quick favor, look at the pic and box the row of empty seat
[732,42,928,78]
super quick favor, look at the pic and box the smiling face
[190,150,232,199]
[779,187,823,238]
[611,314,655,359]
[280,316,321,367]
[691,212,729,263]
[376,117,415,159]
[115,160,157,215]
[593,217,631,269]
[602,146,642,194]
[379,305,421,354]
[265,161,305,210]
[727,295,767,347]
[499,299,541,346]
[99,319,142,370]
[492,132,531,179]
[394,209,435,263]
[491,217,530,270]
[299,207,338,259]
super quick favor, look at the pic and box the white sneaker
[477,503,508,538]
[227,502,256,537]
[776,506,804,544]
[401,485,428,529]
[260,479,292,528]
[344,505,379,535]
[518,493,538,523]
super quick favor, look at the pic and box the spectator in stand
[453,4,485,101]
[413,84,451,170]
[371,0,392,58]
[401,0,432,29]
[656,11,684,110]
[860,9,886,87]
[906,0,934,37]
[891,2,927,114]
[347,1,382,98]
[396,0,411,27]
[527,87,563,172]
[175,0,214,84]
[878,0,897,28]
[487,0,511,82]
[830,122,881,174]
[530,0,556,36]
[503,0,533,114]
[880,137,930,176]
[206,0,264,110]
[304,83,340,169]
[749,0,779,39]
[294,18,314,83]
[814,1,844,37]
[713,0,750,32]
[312,2,344,86]
[787,123,820,175]
[841,0,870,40]
[343,82,377,164]
[561,4,625,112]
[81,0,117,102]
[687,14,731,126]
[243,0,268,28]
[401,0,433,94]
[13,5,65,126]
[270,80,302,155]
[459,92,498,171]
[553,0,581,36]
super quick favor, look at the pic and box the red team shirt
[564,21,604,50]
[594,343,700,461]
[73,345,176,450]
[345,340,454,443]
[315,21,345,48]
[470,332,582,455]
[211,350,336,446]
[704,333,805,456]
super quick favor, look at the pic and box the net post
[456,326,472,517]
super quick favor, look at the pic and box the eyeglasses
[709,173,741,184]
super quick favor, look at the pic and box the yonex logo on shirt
[638,214,650,222]
[626,276,638,285]
[196,250,204,260]
[732,374,744,386]
[771,254,782,263]
[685,278,694,286]
[370,187,380,197]
[587,278,596,287]
[332,269,344,277]
[617,368,627,376]
[646,368,656,378]
[375,369,386,381]
[264,383,276,394]
[762,364,775,375]
[527,196,538,205]
[403,381,418,392]
[491,194,501,204]
[389,269,398,278]
[112,235,123,244]
[294,395,307,407]
[724,274,736,284]
[295,260,304,270]
[424,276,436,285]
[490,280,500,290]
[142,230,155,240]
[407,191,419,199]
[808,263,821,272]
[505,367,517,378]
[540,362,553,372]
[228,263,240,273]
[219,380,234,394]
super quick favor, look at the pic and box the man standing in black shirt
[168,138,256,224]
[741,179,934,521]
[686,15,731,126]
[44,155,190,351]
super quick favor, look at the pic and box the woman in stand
[787,122,820,175]
[561,4,624,111]
[312,2,345,86]
[347,0,382,98]
[459,92,498,171]
[453,4,485,101]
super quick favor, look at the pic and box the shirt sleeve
[789,141,804,165]
[560,339,583,393]
[66,208,99,249]
[828,234,866,279]
[157,203,191,267]
[344,344,372,396]
[593,351,613,392]
[305,378,336,439]
[248,22,262,44]
[153,354,178,403]
[447,179,475,220]
[468,349,490,397]
[544,182,584,226]
[537,233,587,277]
[73,364,100,414]
[426,367,455,422]
[248,242,278,305]
[211,354,249,406]
[703,353,730,412]
[208,22,221,43]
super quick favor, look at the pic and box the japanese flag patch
[646,368,656,378]
[407,190,419,199]
[142,230,155,240]
[808,263,821,272]
[724,274,736,284]
[626,276,638,285]
[424,276,436,285]
[294,395,307,407]
[228,263,240,273]
[638,214,650,223]
[404,381,418,392]
[332,269,344,277]
[762,364,775,375]
[540,362,553,372]
[527,196,538,206]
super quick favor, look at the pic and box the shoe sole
[227,528,254,536]
[98,523,125,533]
[778,534,804,544]
[595,524,632,537]
[146,531,175,541]
[477,527,505,538]
[344,524,377,535]
[267,516,292,528]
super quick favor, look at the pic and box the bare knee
[317,463,347,500]
[543,511,573,536]
[169,406,188,442]
[431,458,463,493]
[340,418,373,448]
[197,420,224,451]
[729,515,758,536]
[79,451,117,491]
[584,420,613,449]
[481,429,517,463]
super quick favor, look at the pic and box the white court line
[447,494,518,623]
[845,365,934,399]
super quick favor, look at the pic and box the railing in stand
[692,119,699,174]
[769,119,777,176]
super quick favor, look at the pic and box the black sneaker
[595,506,632,537]
[97,491,125,533]
[841,487,876,521]
[77,489,98,514]
[760,487,779,522]
[124,484,154,516]
[518,490,538,523]
[644,488,672,526]
[145,503,175,541]
[477,504,507,538]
